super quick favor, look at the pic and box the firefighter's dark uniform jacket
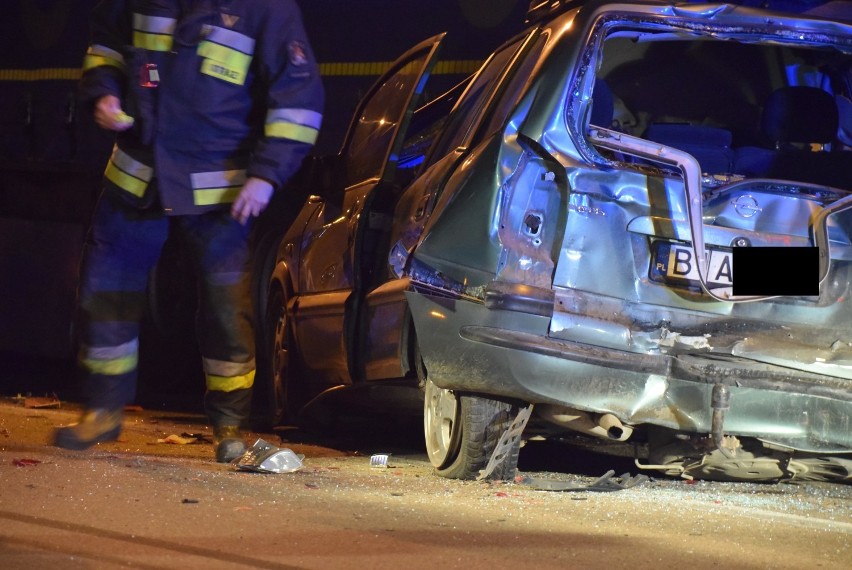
[81,0,324,214]
[76,0,323,421]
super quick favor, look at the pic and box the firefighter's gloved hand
[232,177,274,225]
[94,95,134,131]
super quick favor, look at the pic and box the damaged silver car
[256,0,852,483]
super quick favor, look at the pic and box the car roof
[525,0,850,24]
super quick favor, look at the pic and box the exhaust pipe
[538,405,633,442]
[598,413,630,441]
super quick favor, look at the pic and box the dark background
[0,0,529,405]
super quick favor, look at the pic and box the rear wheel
[423,377,523,480]
[423,378,461,468]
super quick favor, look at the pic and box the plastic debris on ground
[370,453,390,468]
[157,434,198,445]
[153,433,211,445]
[235,438,304,473]
[12,393,61,409]
[519,469,650,492]
[477,403,533,480]
[185,432,213,443]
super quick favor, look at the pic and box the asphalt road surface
[1,396,850,569]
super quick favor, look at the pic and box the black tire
[249,182,306,429]
[430,387,523,481]
[251,285,290,430]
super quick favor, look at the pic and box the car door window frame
[340,33,446,188]
[422,30,541,170]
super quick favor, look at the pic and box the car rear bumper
[407,288,852,454]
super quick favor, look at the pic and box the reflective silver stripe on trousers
[132,13,177,35]
[203,357,257,377]
[81,339,139,361]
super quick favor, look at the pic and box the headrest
[761,86,839,145]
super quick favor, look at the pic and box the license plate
[650,240,733,289]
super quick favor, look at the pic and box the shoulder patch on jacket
[288,41,308,66]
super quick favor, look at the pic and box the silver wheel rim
[423,378,460,468]
[271,298,288,411]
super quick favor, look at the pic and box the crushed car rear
[407,0,852,482]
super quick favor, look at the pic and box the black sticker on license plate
[733,247,819,296]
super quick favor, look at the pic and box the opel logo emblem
[731,194,762,218]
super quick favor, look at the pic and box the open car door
[293,34,446,386]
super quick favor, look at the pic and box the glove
[231,177,274,225]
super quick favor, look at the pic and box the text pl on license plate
[650,241,733,288]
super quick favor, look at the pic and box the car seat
[733,86,849,188]
[643,123,735,175]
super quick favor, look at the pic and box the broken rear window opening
[573,15,852,301]
[577,17,851,182]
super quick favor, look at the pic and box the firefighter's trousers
[77,192,256,428]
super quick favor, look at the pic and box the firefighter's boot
[214,425,247,463]
[53,408,124,450]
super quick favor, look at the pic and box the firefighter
[53,0,324,462]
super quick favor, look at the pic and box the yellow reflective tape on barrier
[433,60,483,74]
[206,370,255,392]
[81,353,139,376]
[265,122,319,144]
[105,161,148,198]
[193,186,241,206]
[0,68,82,81]
[0,60,483,82]
[317,59,483,76]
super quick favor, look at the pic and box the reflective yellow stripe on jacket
[132,13,176,52]
[198,26,255,85]
[104,146,153,198]
[82,44,125,72]
[265,108,322,144]
[191,169,247,206]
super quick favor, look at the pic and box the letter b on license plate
[650,241,733,290]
